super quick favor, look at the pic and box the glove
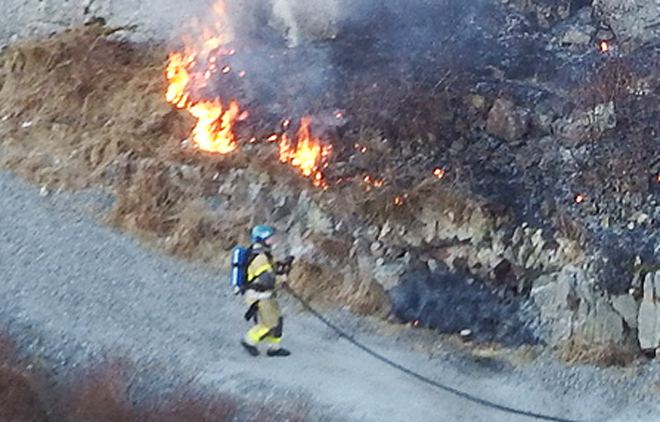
[275,255,295,275]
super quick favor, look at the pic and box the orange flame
[189,100,239,154]
[165,0,240,154]
[166,52,195,108]
[599,41,610,53]
[279,117,331,186]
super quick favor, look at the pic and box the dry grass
[555,335,639,368]
[0,27,188,189]
[0,340,49,422]
[64,359,318,422]
[289,257,388,315]
[0,27,502,327]
[0,27,393,314]
[0,335,319,422]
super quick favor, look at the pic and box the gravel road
[0,168,659,422]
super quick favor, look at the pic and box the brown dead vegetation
[0,27,396,315]
[0,336,316,422]
[555,335,639,368]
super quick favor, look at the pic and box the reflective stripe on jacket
[247,253,273,283]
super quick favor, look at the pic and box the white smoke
[269,0,340,47]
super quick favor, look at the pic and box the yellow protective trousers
[244,296,283,346]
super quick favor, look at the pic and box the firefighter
[241,225,292,357]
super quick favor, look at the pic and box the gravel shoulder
[0,168,658,422]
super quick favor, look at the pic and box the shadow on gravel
[0,336,318,422]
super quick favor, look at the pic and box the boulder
[486,99,530,142]
[306,201,334,235]
[531,266,628,345]
[561,27,594,47]
[530,272,576,344]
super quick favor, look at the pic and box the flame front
[279,117,331,186]
[166,52,194,108]
[166,0,334,188]
[189,100,239,154]
[165,1,238,154]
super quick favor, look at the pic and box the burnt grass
[0,336,316,422]
[229,0,660,295]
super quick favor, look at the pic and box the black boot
[241,341,260,357]
[267,348,291,357]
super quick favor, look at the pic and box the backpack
[230,246,247,292]
[230,245,258,293]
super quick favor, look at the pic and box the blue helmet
[250,225,275,243]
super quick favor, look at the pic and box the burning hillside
[2,0,660,355]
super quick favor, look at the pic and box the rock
[486,99,530,142]
[561,27,594,47]
[367,225,380,240]
[638,271,660,350]
[578,296,626,344]
[633,211,651,226]
[306,202,334,235]
[553,102,616,147]
[531,266,628,345]
[511,226,524,247]
[611,294,638,330]
[531,272,575,344]
[379,220,393,241]
[503,0,574,28]
[427,258,440,273]
[373,261,406,291]
[370,241,384,257]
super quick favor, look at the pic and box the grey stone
[637,272,659,350]
[532,267,628,345]
[578,296,625,344]
[370,241,384,257]
[531,272,574,344]
[611,294,639,330]
[561,27,594,47]
[373,261,406,291]
[427,259,440,273]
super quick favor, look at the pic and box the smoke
[192,0,587,145]
[217,0,499,120]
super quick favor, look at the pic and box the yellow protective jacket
[244,246,277,302]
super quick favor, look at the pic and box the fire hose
[282,283,592,422]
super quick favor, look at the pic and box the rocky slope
[1,0,660,357]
